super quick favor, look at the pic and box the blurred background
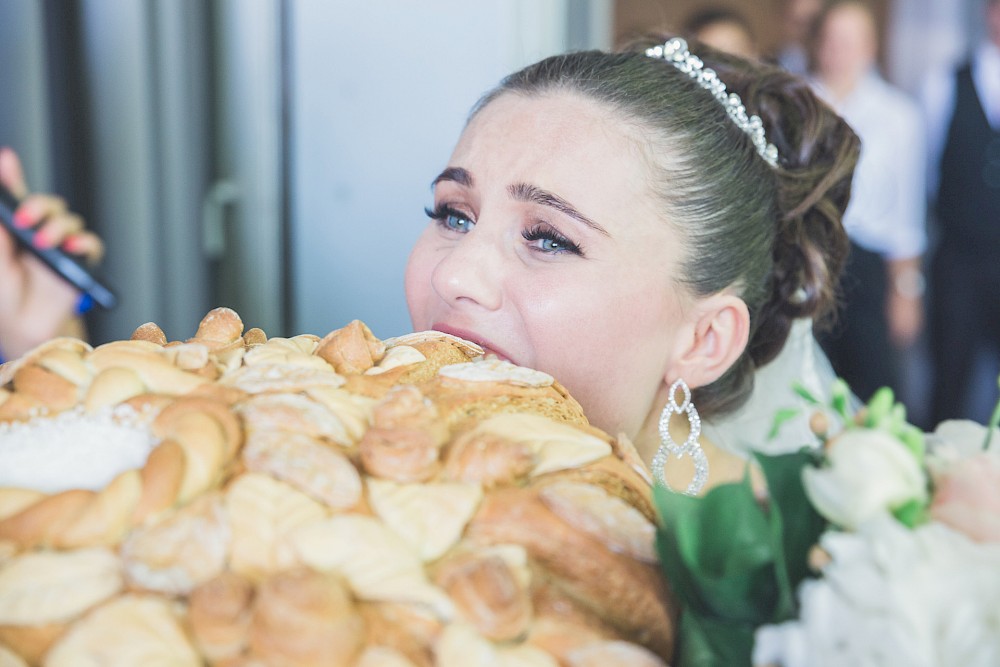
[0,0,991,424]
[0,0,617,346]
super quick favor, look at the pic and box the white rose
[923,421,1000,543]
[929,420,1000,459]
[802,429,926,530]
[927,420,1000,474]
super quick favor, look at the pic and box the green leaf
[985,380,1000,451]
[655,487,714,612]
[760,486,795,622]
[754,451,828,621]
[691,480,771,570]
[864,387,895,427]
[655,477,777,623]
[890,402,907,429]
[830,379,852,420]
[768,407,801,440]
[792,383,820,405]
[675,609,755,667]
[898,424,926,462]
[892,498,928,528]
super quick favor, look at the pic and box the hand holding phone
[0,184,117,311]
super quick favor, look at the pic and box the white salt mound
[0,406,158,494]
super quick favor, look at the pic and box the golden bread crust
[316,320,386,374]
[467,488,675,658]
[44,594,201,666]
[248,569,364,667]
[130,321,168,346]
[122,492,230,595]
[0,310,677,665]
[188,571,255,663]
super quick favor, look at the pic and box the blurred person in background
[0,147,104,362]
[682,7,759,60]
[809,0,927,402]
[921,0,1000,422]
[775,0,824,74]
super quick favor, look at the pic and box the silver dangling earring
[651,378,708,495]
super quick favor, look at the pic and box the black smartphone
[0,184,117,310]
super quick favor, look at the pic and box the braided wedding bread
[0,308,675,666]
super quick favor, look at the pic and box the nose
[430,226,504,312]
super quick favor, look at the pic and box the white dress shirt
[920,41,1000,196]
[813,72,928,260]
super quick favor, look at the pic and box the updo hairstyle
[471,39,860,418]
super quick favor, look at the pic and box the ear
[667,293,750,390]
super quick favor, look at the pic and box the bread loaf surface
[0,309,676,666]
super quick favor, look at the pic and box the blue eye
[443,213,473,232]
[425,204,475,233]
[539,237,565,252]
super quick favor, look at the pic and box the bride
[0,37,859,494]
[406,38,857,490]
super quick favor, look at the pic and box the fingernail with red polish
[13,208,32,228]
[63,235,82,253]
[34,230,53,249]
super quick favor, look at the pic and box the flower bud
[803,429,927,530]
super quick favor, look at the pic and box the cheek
[515,266,681,432]
[521,263,677,359]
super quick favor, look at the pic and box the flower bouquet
[655,381,1000,667]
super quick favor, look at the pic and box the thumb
[0,147,30,200]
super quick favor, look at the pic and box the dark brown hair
[470,40,859,417]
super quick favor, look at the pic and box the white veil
[701,318,841,457]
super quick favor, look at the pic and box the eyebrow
[508,182,610,236]
[432,167,474,188]
[431,167,610,237]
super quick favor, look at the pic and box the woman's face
[404,91,695,436]
[814,3,877,84]
[695,21,758,60]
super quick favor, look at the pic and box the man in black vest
[923,0,1000,422]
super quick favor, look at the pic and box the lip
[431,323,516,364]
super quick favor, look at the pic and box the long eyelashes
[424,203,474,233]
[521,223,584,256]
[425,204,584,256]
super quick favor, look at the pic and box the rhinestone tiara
[645,37,780,168]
